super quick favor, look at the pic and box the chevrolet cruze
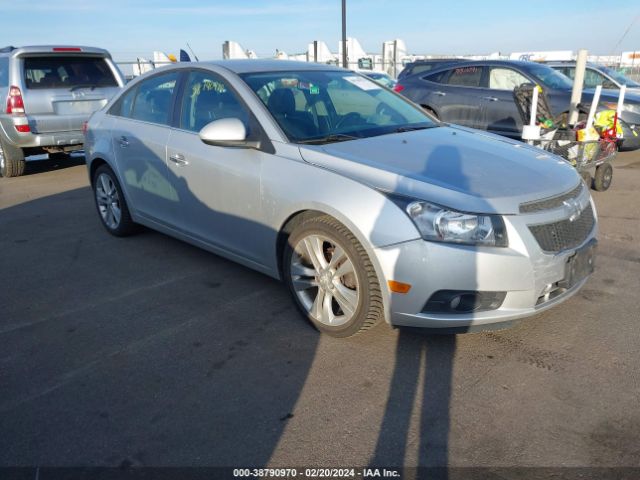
[84,60,597,337]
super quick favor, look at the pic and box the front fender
[262,143,421,323]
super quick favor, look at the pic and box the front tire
[0,136,26,178]
[283,215,383,337]
[92,164,137,236]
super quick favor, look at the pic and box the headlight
[405,201,508,247]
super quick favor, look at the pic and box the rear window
[23,56,118,89]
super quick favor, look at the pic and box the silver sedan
[84,60,597,336]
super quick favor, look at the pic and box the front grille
[519,183,584,213]
[529,203,595,253]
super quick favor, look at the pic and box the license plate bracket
[563,239,597,289]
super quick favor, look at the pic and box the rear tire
[0,136,26,178]
[92,164,137,236]
[283,215,383,337]
[593,163,613,191]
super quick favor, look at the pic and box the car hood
[299,125,580,215]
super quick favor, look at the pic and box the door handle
[434,91,446,97]
[119,136,129,148]
[482,96,499,102]
[169,153,188,166]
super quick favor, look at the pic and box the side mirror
[199,118,258,148]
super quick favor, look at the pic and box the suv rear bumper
[0,116,84,150]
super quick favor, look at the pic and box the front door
[482,67,531,138]
[166,69,268,265]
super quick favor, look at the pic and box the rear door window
[424,70,450,84]
[23,56,118,89]
[129,72,179,125]
[446,66,483,87]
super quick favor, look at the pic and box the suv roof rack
[0,46,16,53]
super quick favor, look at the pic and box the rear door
[20,54,122,134]
[110,71,180,225]
[482,66,532,137]
[421,66,486,128]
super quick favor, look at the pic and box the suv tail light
[393,84,405,93]
[6,86,25,114]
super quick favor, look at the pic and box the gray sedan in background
[84,60,597,336]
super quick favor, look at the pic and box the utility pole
[341,0,347,68]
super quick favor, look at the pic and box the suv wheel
[284,215,383,337]
[92,164,137,236]
[0,136,26,178]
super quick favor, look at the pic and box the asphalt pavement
[0,152,639,470]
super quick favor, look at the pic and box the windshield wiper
[70,84,99,92]
[298,133,360,145]
[393,124,440,133]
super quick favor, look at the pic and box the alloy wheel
[290,234,360,327]
[95,173,122,230]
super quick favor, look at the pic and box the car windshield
[241,70,436,143]
[525,63,574,90]
[598,65,640,88]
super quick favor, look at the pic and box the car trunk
[19,54,121,133]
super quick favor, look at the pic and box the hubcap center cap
[318,270,334,290]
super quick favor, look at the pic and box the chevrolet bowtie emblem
[563,198,582,222]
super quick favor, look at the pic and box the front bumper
[374,198,597,330]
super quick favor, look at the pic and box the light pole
[341,0,347,68]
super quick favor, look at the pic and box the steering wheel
[334,112,362,131]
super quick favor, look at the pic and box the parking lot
[0,151,639,468]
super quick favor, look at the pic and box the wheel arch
[274,205,398,325]
[88,157,108,186]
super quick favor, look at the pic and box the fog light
[423,290,507,314]
[449,295,461,309]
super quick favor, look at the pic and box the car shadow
[22,154,86,176]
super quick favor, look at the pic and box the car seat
[267,89,317,139]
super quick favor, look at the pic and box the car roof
[409,58,468,64]
[0,45,112,57]
[205,59,345,74]
[421,59,551,72]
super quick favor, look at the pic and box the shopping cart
[513,84,618,191]
[531,135,617,191]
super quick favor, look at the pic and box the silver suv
[0,45,124,177]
